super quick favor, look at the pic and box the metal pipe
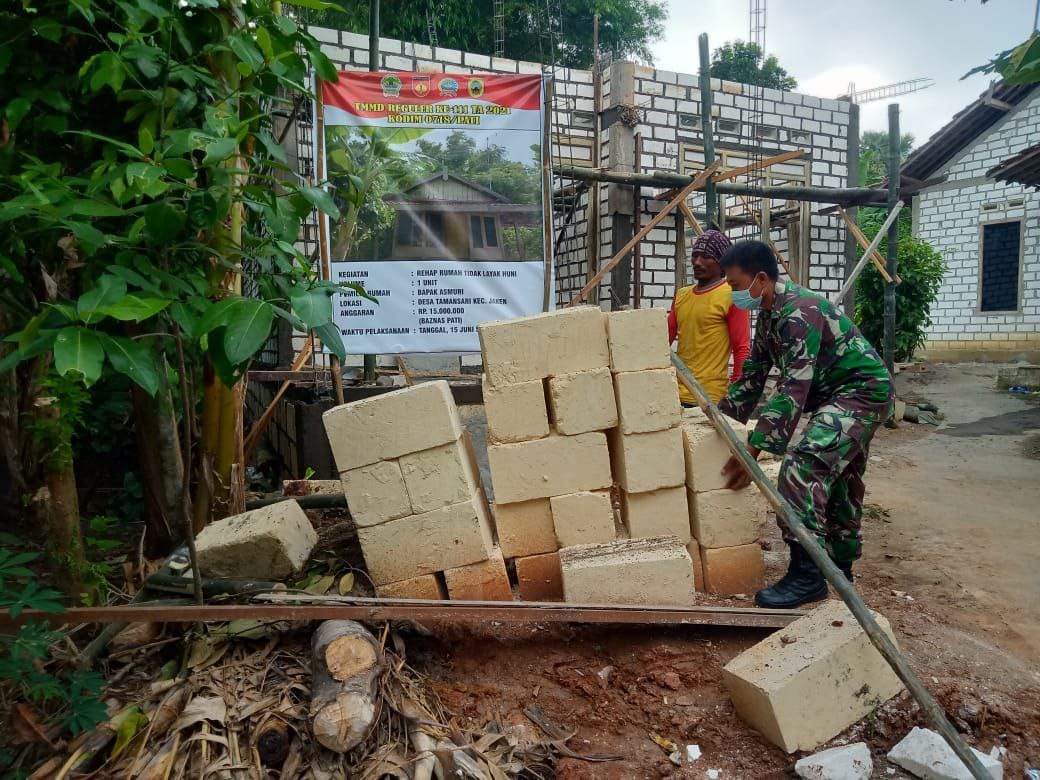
[555,164,889,206]
[884,103,900,372]
[669,352,995,780]
[832,202,903,305]
[698,34,717,226]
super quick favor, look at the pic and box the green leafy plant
[854,211,947,363]
[965,31,1040,85]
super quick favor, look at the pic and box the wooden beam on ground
[0,598,805,630]
[244,338,314,460]
[837,206,902,284]
[567,161,721,307]
[710,149,808,184]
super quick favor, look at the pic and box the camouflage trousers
[776,398,891,564]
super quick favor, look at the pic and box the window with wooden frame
[979,219,1023,312]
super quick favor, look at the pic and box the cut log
[256,718,290,766]
[310,620,382,753]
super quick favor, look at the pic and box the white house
[903,81,1039,361]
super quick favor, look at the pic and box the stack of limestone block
[322,381,513,601]
[480,306,696,605]
[681,407,768,596]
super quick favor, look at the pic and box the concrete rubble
[887,727,1003,780]
[794,742,873,780]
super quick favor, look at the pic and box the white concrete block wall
[309,29,851,315]
[914,89,1040,359]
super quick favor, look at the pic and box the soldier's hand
[721,455,753,491]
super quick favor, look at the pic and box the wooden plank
[0,598,805,630]
[566,161,721,307]
[710,149,808,184]
[678,200,705,237]
[837,206,902,284]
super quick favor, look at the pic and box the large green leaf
[299,186,340,220]
[206,326,246,388]
[281,0,345,10]
[313,321,346,362]
[100,334,159,396]
[144,202,187,244]
[53,328,104,385]
[203,138,238,165]
[99,295,171,322]
[223,298,274,365]
[289,286,333,329]
[78,275,128,323]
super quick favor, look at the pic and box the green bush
[854,211,946,363]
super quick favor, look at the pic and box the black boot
[755,543,829,609]
[838,562,853,582]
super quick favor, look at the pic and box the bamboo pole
[243,336,315,461]
[698,34,717,226]
[832,203,904,305]
[884,105,900,373]
[711,149,808,183]
[678,200,704,236]
[556,164,890,206]
[837,206,900,284]
[566,162,720,307]
[669,352,994,780]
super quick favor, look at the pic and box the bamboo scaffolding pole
[832,203,904,306]
[669,352,994,780]
[711,149,808,183]
[556,164,890,206]
[837,206,901,284]
[566,162,720,307]
[243,336,315,460]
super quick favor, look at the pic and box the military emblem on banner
[467,78,485,98]
[438,77,459,97]
[412,75,431,97]
[380,74,402,97]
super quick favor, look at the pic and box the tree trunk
[310,620,382,753]
[130,362,183,555]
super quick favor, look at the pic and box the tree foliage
[309,0,668,68]
[709,41,797,91]
[858,130,915,186]
[966,31,1040,85]
[854,211,946,362]
[416,131,541,204]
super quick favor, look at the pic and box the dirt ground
[409,363,1040,778]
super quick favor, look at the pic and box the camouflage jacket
[717,280,894,456]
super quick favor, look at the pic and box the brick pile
[322,381,508,600]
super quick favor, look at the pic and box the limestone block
[682,416,751,493]
[195,501,316,580]
[794,743,872,780]
[621,487,691,543]
[690,487,766,549]
[681,405,708,424]
[560,536,695,606]
[341,460,412,527]
[377,574,447,600]
[550,490,616,547]
[444,548,513,601]
[478,306,609,387]
[605,308,671,372]
[700,543,765,595]
[548,368,617,435]
[608,427,685,493]
[493,499,557,558]
[357,498,494,585]
[723,600,905,753]
[487,432,612,504]
[399,435,483,514]
[515,552,563,601]
[613,368,681,433]
[323,381,462,471]
[887,727,1003,780]
[483,377,550,443]
[685,539,704,591]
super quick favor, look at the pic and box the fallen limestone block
[478,306,609,387]
[483,377,550,443]
[488,432,612,503]
[399,435,484,514]
[340,459,412,527]
[560,536,695,606]
[794,742,873,780]
[723,600,905,753]
[549,368,618,435]
[605,308,671,373]
[493,498,557,558]
[323,381,463,472]
[887,727,1003,780]
[550,490,616,547]
[195,500,317,580]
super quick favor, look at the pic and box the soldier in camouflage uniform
[715,240,894,609]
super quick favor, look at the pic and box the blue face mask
[731,275,765,311]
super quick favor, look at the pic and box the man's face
[723,264,757,292]
[691,252,721,282]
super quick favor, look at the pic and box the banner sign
[320,71,549,353]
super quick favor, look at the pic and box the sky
[649,0,1037,147]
